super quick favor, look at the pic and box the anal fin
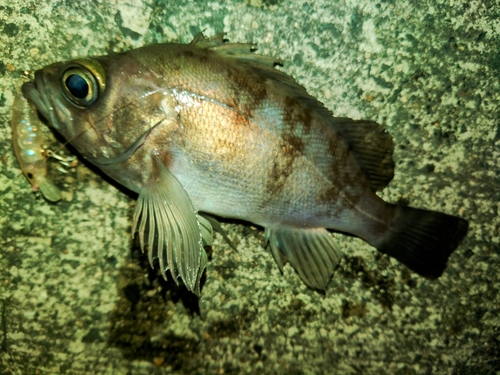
[266,227,342,290]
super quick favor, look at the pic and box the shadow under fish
[20,32,468,295]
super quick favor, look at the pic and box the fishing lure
[11,87,62,202]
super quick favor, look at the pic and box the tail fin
[376,205,469,278]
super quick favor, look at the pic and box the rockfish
[21,33,468,295]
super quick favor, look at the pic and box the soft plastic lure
[11,87,62,202]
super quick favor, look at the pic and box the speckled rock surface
[1,1,499,374]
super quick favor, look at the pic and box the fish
[11,84,62,202]
[20,32,469,295]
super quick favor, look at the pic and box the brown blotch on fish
[266,142,297,194]
[230,109,251,129]
[180,50,195,59]
[283,95,313,134]
[281,132,305,154]
[227,68,268,119]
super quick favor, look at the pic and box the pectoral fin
[266,227,342,290]
[132,153,209,295]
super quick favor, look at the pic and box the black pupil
[65,74,89,99]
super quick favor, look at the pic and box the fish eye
[61,59,106,107]
[66,74,89,99]
[62,67,98,106]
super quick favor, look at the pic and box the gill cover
[61,58,106,107]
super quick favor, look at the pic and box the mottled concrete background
[1,1,499,374]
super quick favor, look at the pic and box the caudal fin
[376,205,469,278]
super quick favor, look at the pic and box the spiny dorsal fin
[190,32,225,48]
[210,43,282,68]
[191,31,283,69]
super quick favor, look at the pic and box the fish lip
[21,71,56,127]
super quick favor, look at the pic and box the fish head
[21,54,172,163]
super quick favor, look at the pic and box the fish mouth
[21,71,56,126]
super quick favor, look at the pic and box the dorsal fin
[329,118,395,191]
[191,32,283,68]
[190,32,225,48]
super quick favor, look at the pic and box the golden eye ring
[61,59,106,107]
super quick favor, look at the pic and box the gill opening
[86,119,164,167]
